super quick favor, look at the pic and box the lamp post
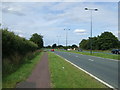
[85,7,98,54]
[64,29,70,50]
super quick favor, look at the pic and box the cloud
[74,29,86,33]
[74,29,87,35]
[2,4,25,16]
[42,2,117,30]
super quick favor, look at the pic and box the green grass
[48,52,107,88]
[2,52,43,88]
[56,49,119,60]
[84,50,111,53]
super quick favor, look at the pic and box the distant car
[51,49,54,52]
[111,49,120,54]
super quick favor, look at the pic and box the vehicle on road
[111,49,120,54]
[51,49,54,52]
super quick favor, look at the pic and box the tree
[71,44,78,49]
[52,44,57,48]
[97,32,119,50]
[30,33,43,48]
[79,32,119,50]
[91,36,99,50]
[79,39,89,49]
[57,45,64,48]
[45,45,51,48]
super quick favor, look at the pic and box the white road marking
[55,53,115,89]
[90,56,119,62]
[88,59,94,61]
[68,52,119,62]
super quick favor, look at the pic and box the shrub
[2,29,38,58]
[1,29,39,77]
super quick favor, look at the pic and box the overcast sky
[1,2,118,46]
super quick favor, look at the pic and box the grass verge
[48,52,107,88]
[57,50,119,60]
[2,51,43,88]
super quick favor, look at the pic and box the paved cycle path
[16,52,51,88]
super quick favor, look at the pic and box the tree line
[2,29,44,58]
[45,44,78,49]
[79,32,120,50]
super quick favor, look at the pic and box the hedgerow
[2,28,39,77]
[2,29,38,58]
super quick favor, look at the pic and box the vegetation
[71,44,78,48]
[2,28,43,77]
[52,44,57,48]
[79,32,120,50]
[2,29,38,58]
[48,52,107,88]
[30,33,43,49]
[46,44,78,50]
[45,45,52,48]
[3,51,43,88]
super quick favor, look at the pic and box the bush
[1,29,39,77]
[2,29,38,58]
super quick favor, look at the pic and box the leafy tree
[79,32,119,50]
[97,32,119,50]
[45,45,51,48]
[91,37,99,50]
[52,44,57,48]
[79,39,89,49]
[57,45,64,48]
[71,44,78,49]
[30,33,43,49]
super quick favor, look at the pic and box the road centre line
[88,59,94,61]
[66,52,119,62]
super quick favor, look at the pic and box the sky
[1,2,119,46]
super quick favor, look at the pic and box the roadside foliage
[30,33,43,49]
[79,32,120,50]
[2,28,39,77]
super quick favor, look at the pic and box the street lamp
[64,29,70,50]
[85,7,98,54]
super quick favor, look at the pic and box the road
[54,51,119,88]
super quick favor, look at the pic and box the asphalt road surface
[54,51,119,88]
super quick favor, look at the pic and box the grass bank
[48,52,107,88]
[56,49,119,60]
[2,51,43,88]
